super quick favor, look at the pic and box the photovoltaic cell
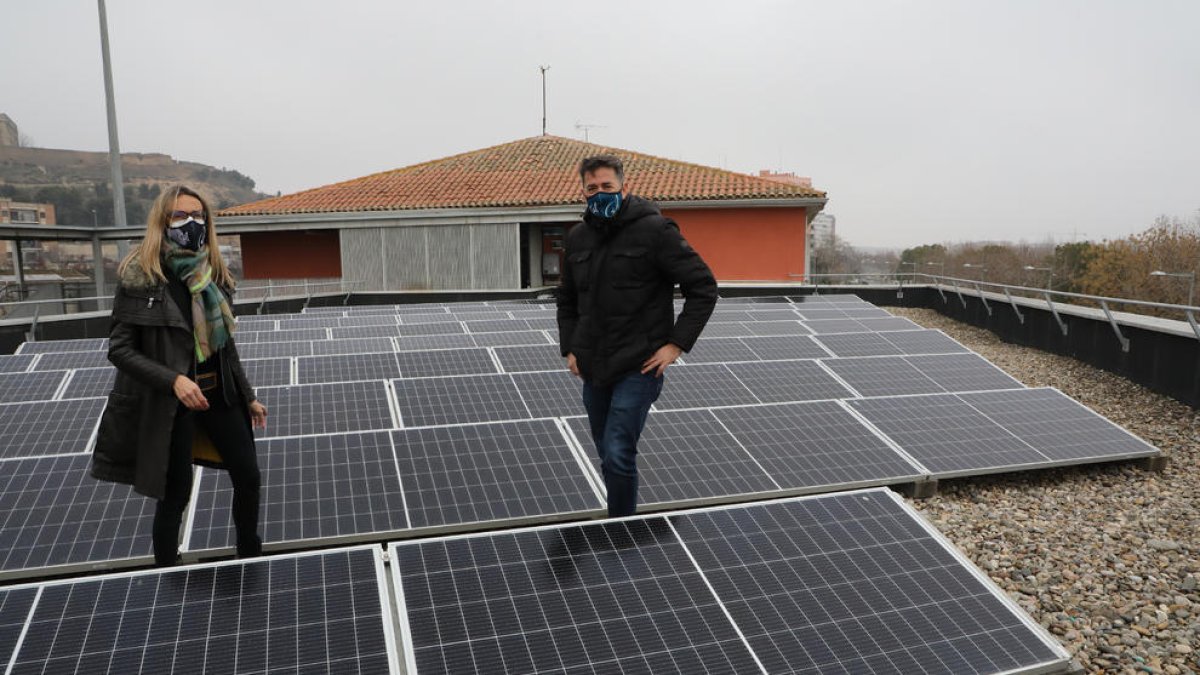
[695,322,754,338]
[0,398,105,459]
[297,352,400,385]
[957,388,1159,463]
[339,314,400,328]
[727,360,854,403]
[0,354,35,374]
[240,357,292,388]
[31,351,111,371]
[254,381,394,438]
[882,329,969,355]
[743,320,811,336]
[332,325,403,340]
[492,344,567,373]
[469,330,552,347]
[395,348,498,379]
[848,394,1047,474]
[395,333,478,352]
[0,371,66,403]
[59,367,118,399]
[0,453,154,578]
[800,318,870,335]
[906,353,1025,392]
[824,357,945,397]
[392,419,600,529]
[840,307,894,318]
[10,547,396,673]
[678,338,760,364]
[793,308,856,321]
[17,338,107,354]
[279,316,342,330]
[670,490,1067,674]
[741,335,832,361]
[0,587,38,665]
[392,374,530,427]
[391,518,761,675]
[246,327,330,344]
[189,431,407,551]
[395,321,465,337]
[464,319,533,333]
[857,317,924,332]
[813,332,905,357]
[239,340,314,360]
[712,401,922,490]
[511,370,586,418]
[310,336,396,356]
[652,365,760,410]
[566,410,780,506]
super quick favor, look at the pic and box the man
[557,154,717,516]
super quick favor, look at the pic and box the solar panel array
[0,293,1160,581]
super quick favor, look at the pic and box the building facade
[0,114,17,147]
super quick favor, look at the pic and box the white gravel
[887,307,1200,674]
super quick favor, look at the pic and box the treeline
[0,182,162,227]
[897,213,1200,313]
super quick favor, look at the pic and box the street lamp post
[1150,270,1196,307]
[1023,265,1053,290]
[962,263,987,282]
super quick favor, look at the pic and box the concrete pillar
[527,225,543,288]
[92,236,107,302]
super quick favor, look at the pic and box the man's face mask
[167,210,207,251]
[586,191,623,219]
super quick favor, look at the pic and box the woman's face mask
[167,210,207,251]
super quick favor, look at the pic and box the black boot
[605,472,638,518]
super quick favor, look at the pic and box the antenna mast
[539,65,550,136]
[574,122,607,142]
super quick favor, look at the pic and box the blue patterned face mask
[586,191,622,219]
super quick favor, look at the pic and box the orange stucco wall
[239,230,342,279]
[661,207,807,281]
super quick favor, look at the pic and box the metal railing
[804,272,1200,348]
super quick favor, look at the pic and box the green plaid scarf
[164,244,235,363]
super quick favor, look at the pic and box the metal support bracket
[26,306,41,343]
[974,283,992,316]
[1187,310,1200,342]
[1044,292,1068,336]
[1099,300,1130,352]
[1004,288,1024,324]
[952,281,967,308]
[934,281,947,304]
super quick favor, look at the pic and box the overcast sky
[3,0,1198,248]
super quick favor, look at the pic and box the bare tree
[17,132,35,148]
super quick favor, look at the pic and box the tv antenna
[539,65,550,136]
[574,122,606,142]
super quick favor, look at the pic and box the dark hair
[578,155,625,184]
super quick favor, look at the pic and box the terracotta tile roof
[220,135,825,217]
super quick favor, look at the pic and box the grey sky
[3,0,1198,248]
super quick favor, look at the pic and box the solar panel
[0,587,37,665]
[394,321,465,336]
[906,353,1025,392]
[31,351,111,371]
[857,316,924,332]
[492,344,568,373]
[678,337,760,364]
[397,313,459,325]
[392,374,529,427]
[566,410,780,506]
[188,431,407,552]
[0,371,66,403]
[278,316,342,330]
[706,310,754,323]
[239,340,314,359]
[8,546,399,673]
[957,387,1160,463]
[800,318,870,335]
[0,354,35,374]
[747,309,803,322]
[16,338,107,354]
[394,333,479,352]
[523,316,560,331]
[824,356,944,397]
[670,489,1070,674]
[726,360,855,403]
[392,419,601,530]
[652,365,760,410]
[464,318,533,333]
[840,307,894,318]
[694,322,754,338]
[59,367,118,400]
[254,381,395,438]
[297,352,400,384]
[882,329,970,355]
[847,393,1048,475]
[394,348,498,379]
[468,330,552,347]
[447,310,513,322]
[511,370,585,418]
[712,401,923,490]
[0,398,105,459]
[0,453,153,579]
[310,336,396,356]
[240,357,293,388]
[506,308,557,320]
[741,335,832,361]
[235,318,277,332]
[390,518,762,675]
[339,314,400,328]
[814,332,905,357]
[743,320,811,336]
[245,327,330,344]
[330,325,403,340]
[793,308,855,320]
[394,305,451,315]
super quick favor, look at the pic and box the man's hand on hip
[641,343,682,378]
[566,353,580,378]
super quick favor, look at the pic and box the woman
[91,185,268,566]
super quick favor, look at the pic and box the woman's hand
[248,400,268,429]
[173,375,210,411]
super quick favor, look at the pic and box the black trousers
[153,392,261,566]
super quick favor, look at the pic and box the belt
[196,372,219,393]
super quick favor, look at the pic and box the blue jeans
[582,370,664,516]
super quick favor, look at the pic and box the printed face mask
[586,190,622,219]
[167,217,207,251]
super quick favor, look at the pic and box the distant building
[0,199,56,225]
[757,170,812,188]
[810,213,836,247]
[0,114,17,147]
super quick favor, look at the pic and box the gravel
[888,307,1200,674]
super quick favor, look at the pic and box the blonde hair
[118,185,236,288]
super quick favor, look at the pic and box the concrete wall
[339,223,520,291]
[662,206,807,281]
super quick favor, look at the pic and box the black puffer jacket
[90,259,256,500]
[557,194,717,385]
